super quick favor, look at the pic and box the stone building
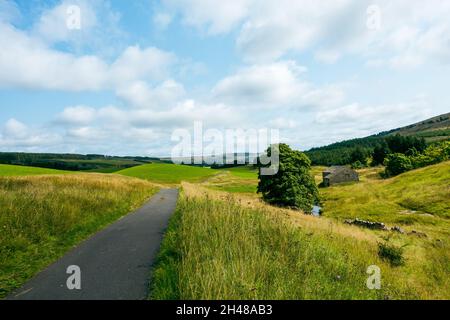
[322,166,359,187]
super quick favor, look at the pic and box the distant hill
[379,112,450,142]
[0,152,163,172]
[306,112,450,166]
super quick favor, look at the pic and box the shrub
[378,243,405,267]
[351,160,364,169]
[385,141,450,176]
[411,141,450,168]
[384,153,413,176]
[257,143,319,212]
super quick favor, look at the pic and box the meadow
[0,170,158,298]
[151,162,450,299]
[0,164,72,176]
[1,160,448,300]
[118,163,218,184]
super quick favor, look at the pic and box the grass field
[319,162,450,230]
[205,166,259,194]
[118,163,218,184]
[0,173,158,298]
[150,162,450,300]
[0,164,72,176]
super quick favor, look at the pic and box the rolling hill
[306,112,450,165]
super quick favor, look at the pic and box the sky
[0,0,449,157]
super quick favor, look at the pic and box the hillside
[381,112,450,141]
[0,152,162,173]
[306,112,450,165]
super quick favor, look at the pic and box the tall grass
[150,190,434,300]
[0,174,158,298]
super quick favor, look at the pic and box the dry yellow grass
[178,181,449,299]
[0,173,159,298]
[182,182,377,243]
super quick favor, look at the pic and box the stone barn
[322,166,359,187]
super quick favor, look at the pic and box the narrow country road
[8,188,179,300]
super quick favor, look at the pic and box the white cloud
[110,46,175,84]
[212,60,343,110]
[162,0,253,34]
[162,0,450,67]
[34,0,97,43]
[3,118,28,138]
[56,106,97,126]
[32,0,124,55]
[116,80,185,109]
[0,119,61,150]
[0,22,175,92]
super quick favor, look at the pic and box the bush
[385,141,450,176]
[411,141,450,168]
[378,243,405,267]
[257,143,319,212]
[384,153,413,176]
[351,160,364,169]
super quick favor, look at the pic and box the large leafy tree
[257,143,320,212]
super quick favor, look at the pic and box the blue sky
[0,0,449,156]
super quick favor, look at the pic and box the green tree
[350,147,367,166]
[384,153,413,176]
[385,134,426,154]
[372,142,390,166]
[257,143,319,212]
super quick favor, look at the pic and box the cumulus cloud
[212,61,343,110]
[0,119,61,150]
[32,0,124,54]
[162,0,253,34]
[56,106,97,126]
[3,118,28,138]
[116,80,186,109]
[162,0,450,66]
[0,21,174,92]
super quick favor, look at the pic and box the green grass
[0,164,71,176]
[82,167,124,173]
[221,166,259,179]
[0,174,158,298]
[320,162,450,223]
[151,162,450,299]
[209,183,257,194]
[150,192,426,300]
[118,163,218,184]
